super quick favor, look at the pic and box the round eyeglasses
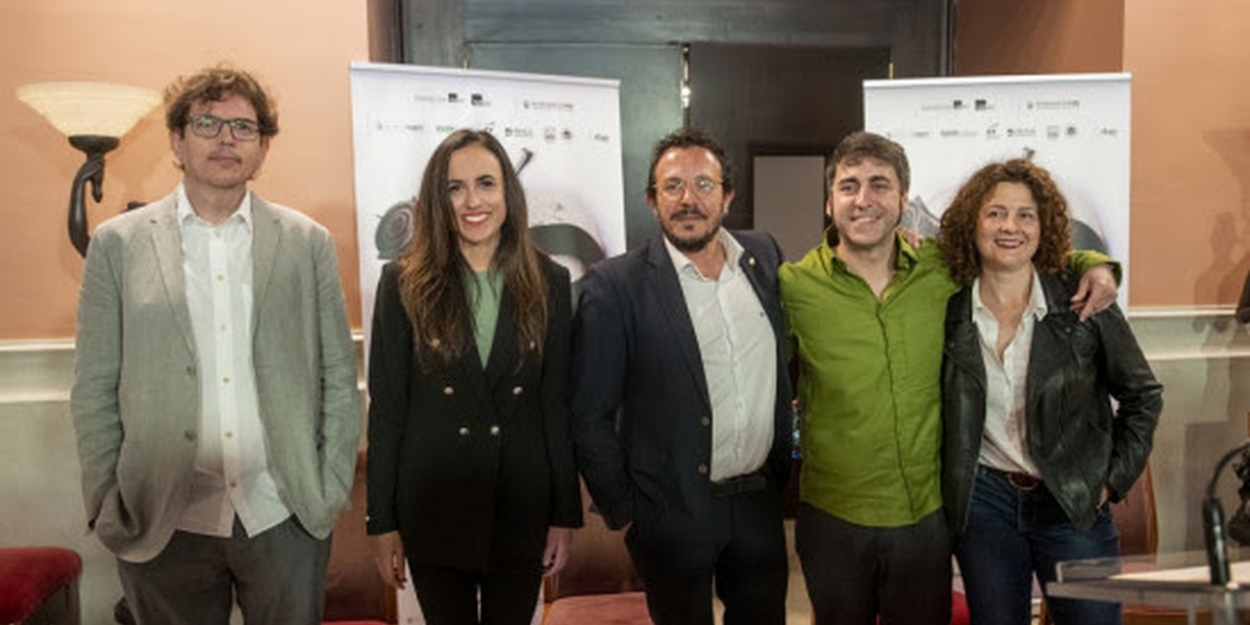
[656,176,723,200]
[187,114,261,141]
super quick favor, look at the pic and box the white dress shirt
[175,184,290,538]
[972,269,1049,477]
[665,231,777,482]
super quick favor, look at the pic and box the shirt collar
[663,228,742,279]
[820,227,917,275]
[971,267,1049,322]
[175,183,253,229]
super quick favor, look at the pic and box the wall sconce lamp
[16,82,161,257]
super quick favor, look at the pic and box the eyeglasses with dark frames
[187,114,262,141]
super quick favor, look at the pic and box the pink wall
[2,1,369,339]
[954,0,1124,76]
[1123,0,1250,306]
[953,0,1250,306]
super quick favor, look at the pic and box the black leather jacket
[941,271,1163,539]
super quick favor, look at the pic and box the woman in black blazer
[367,129,582,624]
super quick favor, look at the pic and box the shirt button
[186,365,196,376]
[701,416,711,427]
[697,463,709,476]
[184,430,196,441]
[512,386,523,395]
[222,376,230,384]
[748,256,757,266]
[458,427,470,437]
[443,386,454,395]
[229,481,238,489]
[215,274,224,282]
[490,425,501,436]
[224,431,233,439]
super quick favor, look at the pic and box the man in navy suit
[571,128,792,625]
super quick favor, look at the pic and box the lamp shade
[16,82,161,138]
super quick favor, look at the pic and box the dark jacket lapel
[645,236,711,409]
[482,288,520,392]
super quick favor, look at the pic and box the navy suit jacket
[571,231,792,563]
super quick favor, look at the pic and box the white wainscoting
[2,311,1247,623]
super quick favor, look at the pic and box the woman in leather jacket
[936,159,1163,625]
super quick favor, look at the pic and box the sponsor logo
[524,100,575,112]
[1027,99,1080,110]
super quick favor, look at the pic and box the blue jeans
[955,468,1122,625]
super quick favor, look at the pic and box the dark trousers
[408,560,544,625]
[796,503,951,625]
[956,469,1122,625]
[627,485,788,625]
[116,516,330,625]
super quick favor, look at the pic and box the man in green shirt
[779,132,1117,625]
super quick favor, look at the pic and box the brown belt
[983,465,1043,491]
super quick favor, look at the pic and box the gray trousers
[117,516,331,625]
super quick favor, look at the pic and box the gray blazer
[70,192,361,563]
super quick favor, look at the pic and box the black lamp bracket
[67,134,120,257]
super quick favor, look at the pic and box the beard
[660,206,723,253]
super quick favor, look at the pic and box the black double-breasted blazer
[366,256,581,569]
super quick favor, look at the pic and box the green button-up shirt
[781,232,951,527]
[780,231,1115,528]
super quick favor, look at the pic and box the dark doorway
[688,44,891,231]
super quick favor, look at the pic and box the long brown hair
[937,159,1072,286]
[397,129,548,369]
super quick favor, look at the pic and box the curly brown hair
[937,159,1072,286]
[397,129,548,371]
[164,64,278,138]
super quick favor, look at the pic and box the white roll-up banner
[864,73,1131,306]
[348,61,625,625]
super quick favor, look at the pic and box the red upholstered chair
[542,481,651,625]
[950,590,971,625]
[323,450,397,625]
[1039,464,1202,625]
[0,547,82,625]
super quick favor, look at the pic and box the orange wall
[2,1,369,339]
[1123,0,1250,307]
[953,0,1124,75]
[953,0,1250,306]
